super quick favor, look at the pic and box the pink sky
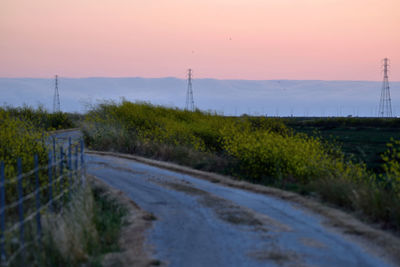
[1,0,399,80]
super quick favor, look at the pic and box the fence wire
[0,137,86,266]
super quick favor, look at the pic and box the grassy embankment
[0,107,126,266]
[32,181,127,266]
[82,101,400,231]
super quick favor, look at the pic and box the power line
[378,58,392,117]
[53,75,61,113]
[185,69,195,111]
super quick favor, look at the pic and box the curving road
[86,152,393,267]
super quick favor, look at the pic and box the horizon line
[0,76,397,83]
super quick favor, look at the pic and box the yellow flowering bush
[0,110,48,202]
[84,101,367,184]
[84,101,239,153]
[1,105,74,130]
[220,123,366,183]
[381,139,400,193]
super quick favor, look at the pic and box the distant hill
[1,77,399,116]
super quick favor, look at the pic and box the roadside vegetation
[36,183,127,267]
[0,105,79,131]
[0,108,48,179]
[3,102,400,261]
[82,101,400,231]
[0,107,126,266]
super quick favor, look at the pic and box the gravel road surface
[86,153,392,267]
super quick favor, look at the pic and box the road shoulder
[89,175,162,267]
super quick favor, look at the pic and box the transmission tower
[53,75,61,113]
[185,69,195,111]
[378,58,392,117]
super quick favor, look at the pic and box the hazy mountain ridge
[1,77,399,116]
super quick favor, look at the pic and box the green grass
[287,117,400,173]
[90,185,128,256]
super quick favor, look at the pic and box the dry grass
[89,175,162,267]
[39,185,99,265]
[27,175,140,266]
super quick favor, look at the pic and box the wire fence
[0,136,86,266]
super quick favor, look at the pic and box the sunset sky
[1,0,399,80]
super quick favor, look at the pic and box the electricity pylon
[185,69,195,111]
[378,58,392,117]
[53,75,61,113]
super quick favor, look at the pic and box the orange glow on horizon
[1,0,399,80]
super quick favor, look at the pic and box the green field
[286,117,400,174]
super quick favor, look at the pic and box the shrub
[0,105,74,130]
[220,122,368,184]
[381,139,400,194]
[83,101,368,185]
[0,110,48,181]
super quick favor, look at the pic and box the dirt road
[86,152,393,267]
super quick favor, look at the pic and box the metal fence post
[80,140,85,183]
[68,137,72,195]
[60,147,64,205]
[52,136,56,163]
[34,155,41,243]
[75,145,78,188]
[0,162,6,262]
[48,152,54,212]
[60,147,64,178]
[16,158,24,256]
[68,137,72,166]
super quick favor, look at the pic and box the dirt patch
[200,194,263,226]
[88,175,163,267]
[249,245,304,266]
[154,179,290,232]
[162,180,209,197]
[299,237,326,249]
